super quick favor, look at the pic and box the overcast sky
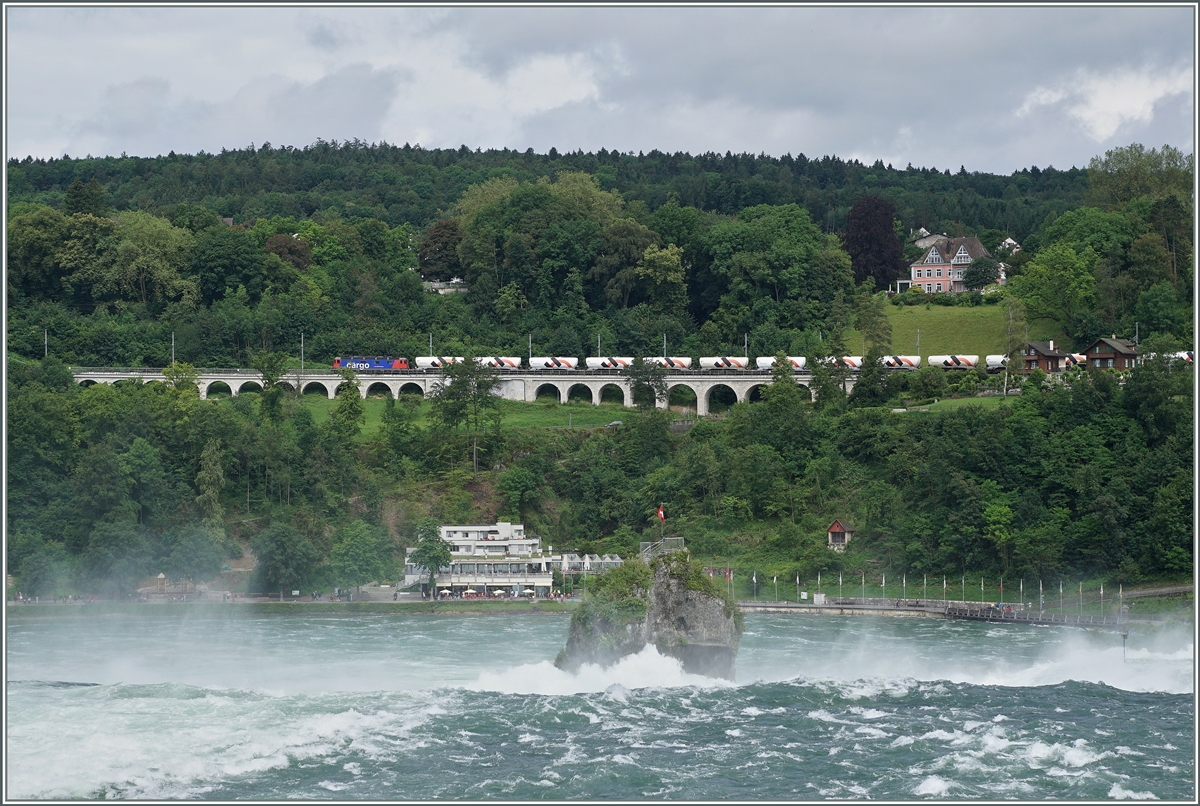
[5,5,1194,174]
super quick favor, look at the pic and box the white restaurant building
[402,522,623,597]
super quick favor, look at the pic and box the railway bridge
[70,367,853,416]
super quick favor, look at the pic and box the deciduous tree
[251,522,321,600]
[410,517,451,594]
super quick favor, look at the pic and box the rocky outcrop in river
[554,551,742,679]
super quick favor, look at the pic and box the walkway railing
[640,537,685,560]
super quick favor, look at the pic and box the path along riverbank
[737,595,1190,631]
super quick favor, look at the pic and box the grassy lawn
[844,303,1064,359]
[922,395,1015,412]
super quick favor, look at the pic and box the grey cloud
[427,5,1192,171]
[63,64,409,158]
[307,24,343,51]
[10,6,1194,173]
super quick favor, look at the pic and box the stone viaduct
[71,368,852,416]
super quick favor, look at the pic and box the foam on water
[465,644,728,696]
[739,616,1194,694]
[5,612,1192,800]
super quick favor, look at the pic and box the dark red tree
[418,219,464,282]
[842,196,905,288]
[265,234,312,271]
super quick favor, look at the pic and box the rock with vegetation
[554,551,743,679]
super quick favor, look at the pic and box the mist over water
[7,611,1193,799]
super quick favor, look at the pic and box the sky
[5,5,1195,175]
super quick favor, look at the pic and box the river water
[6,610,1194,800]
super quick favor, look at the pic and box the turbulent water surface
[6,610,1194,799]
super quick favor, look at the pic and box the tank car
[585,357,633,370]
[415,356,463,369]
[928,355,979,369]
[755,356,807,371]
[985,355,1010,372]
[476,357,522,370]
[700,357,749,370]
[652,357,693,369]
[529,357,579,370]
[814,356,863,369]
[1063,354,1087,368]
[882,355,921,370]
[1166,351,1194,364]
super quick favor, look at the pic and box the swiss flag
[657,505,665,523]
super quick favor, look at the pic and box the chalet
[1020,340,1070,374]
[1084,337,1140,370]
[898,236,992,294]
[827,519,855,552]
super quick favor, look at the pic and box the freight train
[333,354,1025,373]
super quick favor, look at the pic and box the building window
[936,283,943,292]
[936,269,943,277]
[925,249,941,263]
[952,246,971,264]
[915,269,922,278]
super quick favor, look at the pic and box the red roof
[827,519,853,534]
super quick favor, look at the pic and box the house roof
[1087,337,1139,355]
[827,519,855,533]
[1026,341,1069,358]
[913,236,991,267]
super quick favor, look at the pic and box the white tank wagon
[415,357,463,369]
[985,355,1010,372]
[815,356,864,369]
[700,357,750,370]
[652,357,693,369]
[928,355,979,369]
[1067,353,1087,368]
[882,355,921,370]
[476,357,522,370]
[1164,351,1193,365]
[755,356,807,370]
[529,357,579,370]
[585,357,634,370]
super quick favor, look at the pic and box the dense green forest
[5,141,1193,598]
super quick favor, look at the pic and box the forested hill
[5,141,1193,601]
[7,142,1190,370]
[8,140,1086,237]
